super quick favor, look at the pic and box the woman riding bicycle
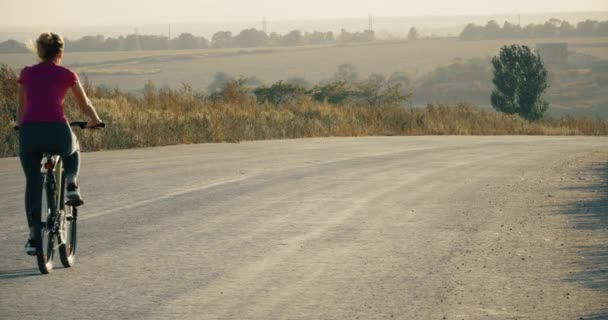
[17,32,103,255]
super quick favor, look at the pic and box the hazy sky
[2,0,607,27]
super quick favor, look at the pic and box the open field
[1,37,607,92]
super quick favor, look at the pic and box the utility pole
[134,27,141,51]
[262,16,267,34]
[167,24,171,49]
[518,14,521,27]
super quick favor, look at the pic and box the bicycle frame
[40,153,76,246]
[41,154,61,239]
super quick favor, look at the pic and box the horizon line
[1,10,606,29]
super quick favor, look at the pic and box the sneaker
[66,183,84,206]
[24,239,36,256]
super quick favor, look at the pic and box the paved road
[0,137,606,319]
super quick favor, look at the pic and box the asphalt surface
[0,136,606,319]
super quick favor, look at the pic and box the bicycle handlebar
[13,121,105,131]
[69,121,106,129]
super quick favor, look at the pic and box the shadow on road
[561,162,607,288]
[0,268,41,280]
[581,313,608,320]
[558,160,607,319]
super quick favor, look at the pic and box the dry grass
[78,68,161,76]
[0,64,19,157]
[1,69,606,158]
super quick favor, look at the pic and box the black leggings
[19,122,80,228]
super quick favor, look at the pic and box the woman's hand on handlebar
[87,118,104,129]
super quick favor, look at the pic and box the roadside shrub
[254,81,307,106]
[0,64,19,156]
[0,64,605,158]
[309,81,352,104]
[207,78,256,105]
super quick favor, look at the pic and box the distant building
[536,42,568,65]
[592,60,608,86]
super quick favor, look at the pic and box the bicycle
[16,121,105,274]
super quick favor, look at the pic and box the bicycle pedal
[65,199,84,207]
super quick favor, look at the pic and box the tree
[211,31,234,48]
[459,23,484,40]
[558,21,577,37]
[354,73,386,105]
[234,28,268,47]
[407,27,419,40]
[576,20,598,36]
[484,20,501,39]
[207,78,256,104]
[0,40,28,53]
[597,21,608,36]
[172,33,203,49]
[307,31,334,44]
[67,35,106,51]
[285,77,312,89]
[338,29,375,43]
[491,45,549,121]
[310,81,351,104]
[353,73,410,106]
[534,22,557,38]
[282,30,303,46]
[254,81,307,105]
[267,32,283,46]
[502,22,522,38]
[333,64,358,83]
[388,72,410,87]
[207,72,233,94]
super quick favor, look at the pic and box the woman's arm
[71,78,103,127]
[17,83,26,123]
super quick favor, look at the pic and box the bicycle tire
[59,168,77,267]
[36,168,57,274]
[34,175,55,274]
[35,218,54,274]
[58,208,77,267]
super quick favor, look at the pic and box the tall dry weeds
[1,64,606,157]
[0,65,19,156]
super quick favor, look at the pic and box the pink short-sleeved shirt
[18,62,78,124]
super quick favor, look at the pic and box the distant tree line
[203,64,411,107]
[460,18,608,40]
[0,28,376,53]
[0,39,28,53]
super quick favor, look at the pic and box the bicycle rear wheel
[35,157,65,274]
[35,177,55,274]
[35,220,54,274]
[59,204,77,267]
